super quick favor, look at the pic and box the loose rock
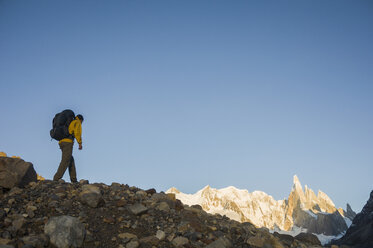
[156,230,166,240]
[44,215,85,248]
[295,232,321,246]
[156,201,171,212]
[79,184,104,208]
[118,233,137,240]
[126,240,139,248]
[172,236,189,247]
[128,203,148,215]
[205,237,232,248]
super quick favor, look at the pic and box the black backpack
[50,109,75,141]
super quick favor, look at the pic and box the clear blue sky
[1,0,372,212]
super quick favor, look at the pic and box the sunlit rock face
[167,175,353,237]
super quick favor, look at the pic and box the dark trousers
[53,142,77,182]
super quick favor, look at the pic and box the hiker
[52,113,84,183]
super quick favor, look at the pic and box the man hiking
[52,113,84,183]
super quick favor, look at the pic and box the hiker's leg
[68,156,77,182]
[53,142,73,181]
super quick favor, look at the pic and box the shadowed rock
[128,203,148,215]
[205,236,232,248]
[79,184,104,208]
[0,157,37,189]
[334,190,373,248]
[295,232,321,246]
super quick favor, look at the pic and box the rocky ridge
[0,156,350,248]
[0,179,328,248]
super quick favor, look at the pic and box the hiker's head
[77,114,84,123]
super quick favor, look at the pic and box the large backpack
[50,109,75,141]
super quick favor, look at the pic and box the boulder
[205,236,232,248]
[294,232,321,246]
[128,203,148,215]
[156,230,166,240]
[12,215,25,231]
[110,182,122,190]
[126,241,139,248]
[118,233,137,240]
[79,179,89,185]
[139,236,159,246]
[0,152,7,157]
[0,157,37,189]
[145,188,156,195]
[156,201,171,212]
[44,215,85,248]
[21,234,49,248]
[151,193,176,209]
[246,234,265,247]
[79,184,104,208]
[172,236,189,247]
[273,232,294,247]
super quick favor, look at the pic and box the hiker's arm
[74,121,83,145]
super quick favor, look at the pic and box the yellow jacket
[59,117,82,144]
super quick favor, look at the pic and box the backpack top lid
[52,109,75,127]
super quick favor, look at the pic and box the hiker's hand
[79,144,83,150]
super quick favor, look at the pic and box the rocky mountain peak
[317,190,336,213]
[360,190,373,216]
[167,187,180,194]
[202,185,211,191]
[341,203,357,221]
[289,175,306,209]
[346,203,353,213]
[289,176,336,214]
[199,185,213,196]
[334,190,373,247]
[292,175,302,191]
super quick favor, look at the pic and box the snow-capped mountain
[167,175,356,243]
[168,185,288,229]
